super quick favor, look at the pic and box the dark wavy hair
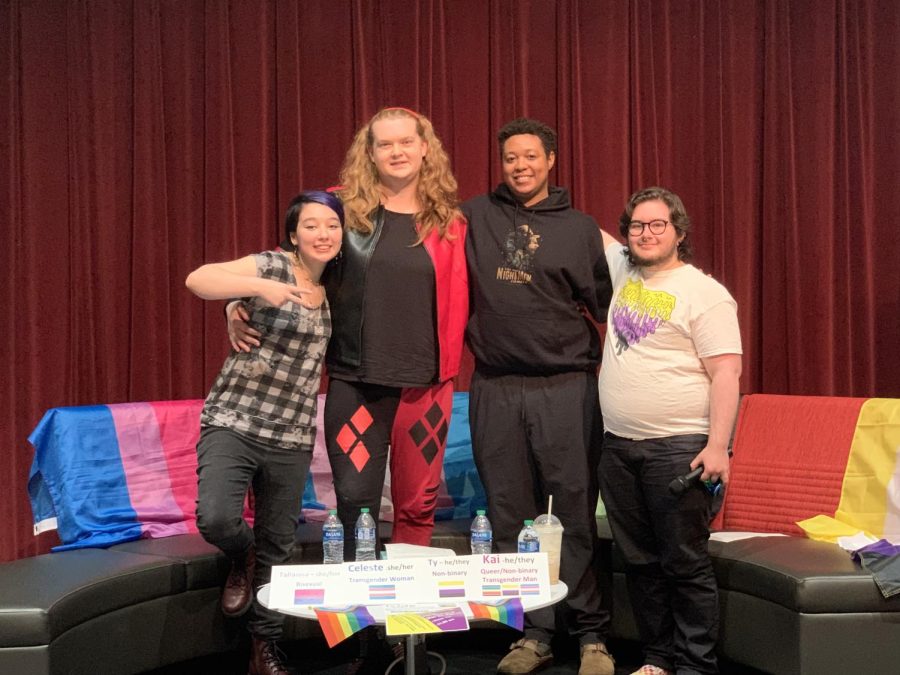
[618,186,693,265]
[497,117,558,158]
[283,190,344,248]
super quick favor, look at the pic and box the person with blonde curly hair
[228,108,468,573]
[323,105,468,561]
[337,107,462,245]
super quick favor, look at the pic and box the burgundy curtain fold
[2,0,898,561]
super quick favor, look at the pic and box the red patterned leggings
[324,377,453,557]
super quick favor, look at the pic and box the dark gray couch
[0,535,238,675]
[5,517,899,674]
[597,518,900,674]
[0,519,473,675]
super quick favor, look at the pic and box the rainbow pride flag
[468,599,524,630]
[314,606,376,647]
[798,398,900,543]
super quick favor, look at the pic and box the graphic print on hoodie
[499,222,542,283]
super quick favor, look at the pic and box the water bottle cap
[476,509,486,516]
[360,507,370,514]
[524,519,534,526]
[328,509,337,515]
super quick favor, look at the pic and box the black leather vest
[322,207,386,371]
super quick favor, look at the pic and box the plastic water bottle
[517,519,540,553]
[354,507,377,561]
[322,509,344,564]
[470,510,493,555]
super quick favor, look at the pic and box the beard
[629,243,679,268]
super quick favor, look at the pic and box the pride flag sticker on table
[368,583,397,601]
[314,606,376,647]
[437,579,466,598]
[294,587,326,605]
[468,598,524,630]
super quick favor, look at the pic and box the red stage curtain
[2,0,898,561]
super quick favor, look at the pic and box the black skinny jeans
[195,426,312,640]
[599,432,718,675]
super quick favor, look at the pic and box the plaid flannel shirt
[201,251,330,449]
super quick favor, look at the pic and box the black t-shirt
[331,210,438,388]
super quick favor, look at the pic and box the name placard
[268,553,549,610]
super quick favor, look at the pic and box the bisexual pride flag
[27,400,327,551]
[294,587,326,605]
[27,394,484,552]
[28,401,206,551]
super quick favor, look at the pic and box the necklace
[292,252,323,287]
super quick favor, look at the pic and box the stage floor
[148,627,765,674]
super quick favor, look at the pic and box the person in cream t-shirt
[597,187,742,675]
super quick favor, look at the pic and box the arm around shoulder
[600,227,620,251]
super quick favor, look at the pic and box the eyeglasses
[627,219,670,236]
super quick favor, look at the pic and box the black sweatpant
[599,432,718,675]
[469,368,610,646]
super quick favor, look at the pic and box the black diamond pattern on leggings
[424,402,443,428]
[421,438,439,465]
[409,420,429,446]
[409,401,447,465]
[435,419,449,446]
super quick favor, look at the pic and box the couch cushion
[108,533,227,590]
[0,549,184,647]
[709,536,900,613]
[598,519,900,614]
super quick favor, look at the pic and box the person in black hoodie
[462,118,614,675]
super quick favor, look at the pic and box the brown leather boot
[222,547,255,617]
[248,636,290,675]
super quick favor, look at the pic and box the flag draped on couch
[797,398,900,543]
[28,401,206,550]
[27,394,485,551]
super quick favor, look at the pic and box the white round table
[258,581,568,674]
